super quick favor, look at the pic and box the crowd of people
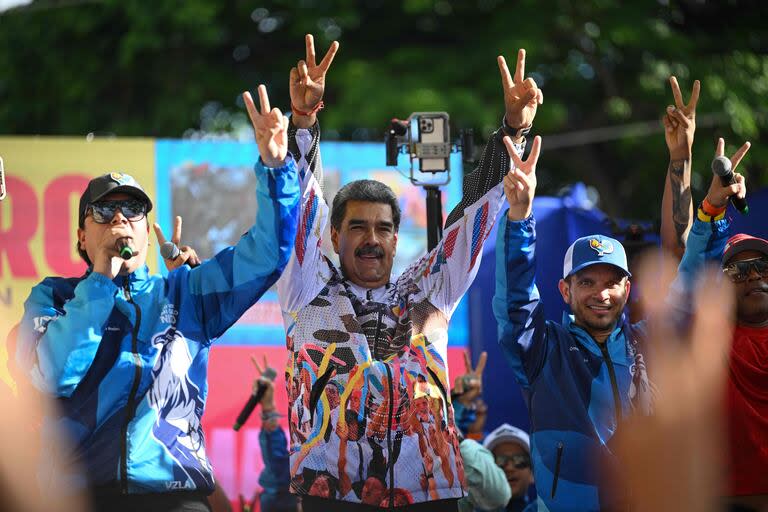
[5,33,767,512]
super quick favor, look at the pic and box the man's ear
[77,228,86,251]
[558,278,571,304]
[331,226,340,254]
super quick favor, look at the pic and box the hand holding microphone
[706,138,751,215]
[153,216,201,271]
[234,355,278,431]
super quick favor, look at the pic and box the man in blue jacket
[492,139,653,511]
[15,85,299,512]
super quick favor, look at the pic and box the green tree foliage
[0,0,766,218]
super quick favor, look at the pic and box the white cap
[483,423,530,454]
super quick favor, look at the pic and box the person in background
[453,351,512,512]
[667,137,768,511]
[452,351,489,440]
[251,356,299,512]
[482,425,536,512]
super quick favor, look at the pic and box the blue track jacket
[673,216,730,295]
[493,215,654,512]
[15,157,299,495]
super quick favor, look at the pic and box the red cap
[722,233,768,265]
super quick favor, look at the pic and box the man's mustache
[356,245,384,258]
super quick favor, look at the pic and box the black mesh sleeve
[444,123,522,228]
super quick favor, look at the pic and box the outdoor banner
[0,137,157,393]
[1,136,471,506]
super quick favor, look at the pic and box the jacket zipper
[120,278,143,493]
[384,363,395,508]
[551,441,564,498]
[598,342,622,423]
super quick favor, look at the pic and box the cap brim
[723,238,768,264]
[90,185,153,213]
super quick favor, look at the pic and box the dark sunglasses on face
[495,453,531,470]
[87,199,148,224]
[722,257,768,283]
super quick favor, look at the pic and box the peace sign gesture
[704,137,751,209]
[503,135,543,221]
[498,49,543,134]
[243,84,289,168]
[663,76,700,160]
[152,216,201,271]
[453,350,488,404]
[289,34,340,126]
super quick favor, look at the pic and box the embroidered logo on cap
[589,238,614,257]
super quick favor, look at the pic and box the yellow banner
[0,137,157,392]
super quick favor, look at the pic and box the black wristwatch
[502,117,532,140]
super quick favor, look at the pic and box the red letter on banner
[0,176,37,278]
[44,175,90,277]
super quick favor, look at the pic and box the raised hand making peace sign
[503,135,543,221]
[289,33,340,128]
[663,76,700,160]
[243,84,289,168]
[498,49,543,136]
[705,137,751,209]
[153,216,201,271]
[453,350,488,404]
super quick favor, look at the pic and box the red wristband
[291,101,324,117]
[701,197,727,216]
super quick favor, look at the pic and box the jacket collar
[85,265,150,290]
[562,312,632,366]
[343,279,392,303]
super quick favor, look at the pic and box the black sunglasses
[87,199,148,224]
[723,257,768,283]
[495,453,531,470]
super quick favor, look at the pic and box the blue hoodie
[15,157,299,495]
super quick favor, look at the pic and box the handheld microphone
[233,366,277,431]
[116,239,136,260]
[160,241,181,260]
[712,155,749,215]
[160,241,199,268]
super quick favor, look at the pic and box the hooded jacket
[15,157,299,494]
[493,216,653,511]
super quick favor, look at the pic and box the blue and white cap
[562,234,631,279]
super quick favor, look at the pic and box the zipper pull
[123,276,132,301]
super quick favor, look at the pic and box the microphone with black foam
[712,155,749,215]
[116,238,136,260]
[233,366,277,431]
